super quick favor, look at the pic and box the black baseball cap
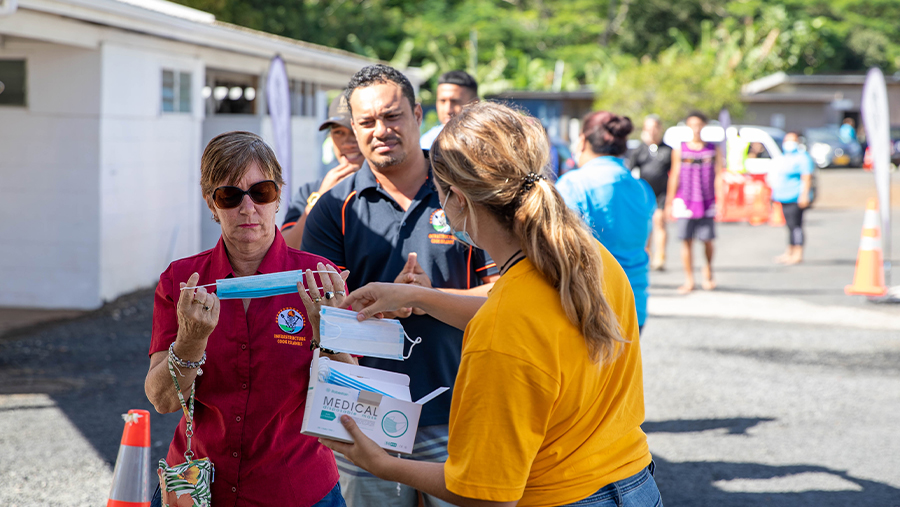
[318,93,352,131]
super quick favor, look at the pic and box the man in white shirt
[419,70,478,149]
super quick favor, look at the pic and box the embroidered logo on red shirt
[277,307,305,334]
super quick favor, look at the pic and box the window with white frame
[162,69,192,113]
[289,80,318,117]
[0,59,27,106]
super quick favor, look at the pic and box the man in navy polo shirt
[301,64,498,507]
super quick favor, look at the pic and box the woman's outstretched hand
[319,415,394,478]
[344,282,425,321]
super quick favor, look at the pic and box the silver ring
[324,291,335,300]
[313,296,322,303]
[335,290,346,296]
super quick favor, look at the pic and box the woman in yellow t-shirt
[320,102,662,507]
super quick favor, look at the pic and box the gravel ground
[1,177,899,505]
[641,316,900,506]
[0,290,181,506]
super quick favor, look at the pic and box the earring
[211,213,220,223]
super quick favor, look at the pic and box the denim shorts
[561,462,662,507]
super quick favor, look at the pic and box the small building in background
[489,89,596,145]
[741,72,900,134]
[0,0,393,309]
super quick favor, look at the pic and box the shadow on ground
[644,417,774,436]
[645,418,900,506]
[3,294,900,506]
[650,457,900,507]
[0,289,182,465]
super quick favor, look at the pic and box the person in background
[145,131,354,507]
[281,93,364,249]
[301,64,498,507]
[628,114,673,271]
[419,70,478,149]
[557,111,656,331]
[839,117,857,144]
[666,111,722,294]
[769,132,814,264]
[320,101,660,507]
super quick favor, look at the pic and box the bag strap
[168,355,197,462]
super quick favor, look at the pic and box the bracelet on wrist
[169,342,206,376]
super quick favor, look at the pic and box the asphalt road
[1,171,898,506]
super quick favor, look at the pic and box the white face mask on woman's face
[440,192,480,249]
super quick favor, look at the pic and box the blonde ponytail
[431,102,624,363]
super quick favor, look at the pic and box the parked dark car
[803,127,863,168]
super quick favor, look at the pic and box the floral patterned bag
[158,356,214,507]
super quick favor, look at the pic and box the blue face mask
[182,270,338,299]
[440,192,479,249]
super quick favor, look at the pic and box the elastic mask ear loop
[403,331,422,360]
[319,312,344,340]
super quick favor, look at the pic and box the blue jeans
[150,481,346,507]
[561,463,662,507]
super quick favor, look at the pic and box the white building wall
[0,40,103,308]
[98,42,204,302]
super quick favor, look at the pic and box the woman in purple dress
[665,111,723,294]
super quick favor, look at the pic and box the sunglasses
[212,180,279,209]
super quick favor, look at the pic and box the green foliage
[173,0,900,105]
[593,52,743,128]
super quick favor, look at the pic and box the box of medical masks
[302,350,448,454]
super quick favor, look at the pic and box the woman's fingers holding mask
[177,272,219,339]
[318,263,347,309]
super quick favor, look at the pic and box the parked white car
[662,125,786,174]
[661,124,818,205]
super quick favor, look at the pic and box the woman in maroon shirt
[145,131,352,507]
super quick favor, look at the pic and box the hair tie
[519,172,546,193]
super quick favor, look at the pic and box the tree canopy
[175,0,900,121]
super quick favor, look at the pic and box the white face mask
[318,307,422,361]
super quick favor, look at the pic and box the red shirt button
[242,383,247,389]
[232,487,236,493]
[236,416,241,422]
[241,344,247,350]
[232,452,238,458]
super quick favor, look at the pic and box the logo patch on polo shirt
[430,209,451,233]
[277,307,305,334]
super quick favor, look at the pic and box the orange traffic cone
[769,202,786,227]
[748,181,772,226]
[108,409,152,507]
[717,179,747,222]
[845,199,887,297]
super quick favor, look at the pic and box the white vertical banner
[861,67,892,285]
[718,108,731,159]
[267,55,291,223]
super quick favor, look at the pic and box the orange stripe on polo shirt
[341,191,357,236]
[281,222,297,231]
[466,246,473,290]
[475,263,496,273]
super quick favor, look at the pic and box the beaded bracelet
[169,342,206,376]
